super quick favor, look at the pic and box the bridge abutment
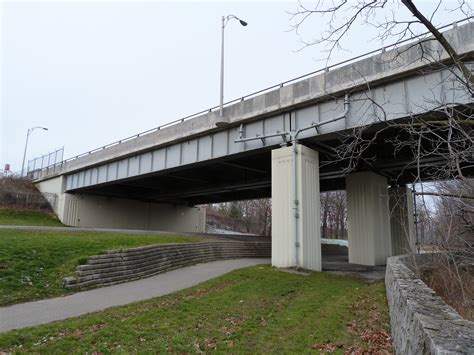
[36,176,206,233]
[346,171,392,266]
[271,144,321,271]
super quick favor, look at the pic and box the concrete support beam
[346,172,392,266]
[389,186,416,255]
[271,144,321,271]
[35,176,206,233]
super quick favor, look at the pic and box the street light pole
[220,16,225,117]
[219,15,247,117]
[21,126,48,177]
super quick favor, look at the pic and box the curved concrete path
[0,258,270,333]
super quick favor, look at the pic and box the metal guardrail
[33,17,472,176]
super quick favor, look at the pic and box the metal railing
[27,147,64,174]
[33,17,472,176]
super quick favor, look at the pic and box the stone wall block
[65,241,270,289]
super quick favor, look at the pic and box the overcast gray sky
[1,0,468,173]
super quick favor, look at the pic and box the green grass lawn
[0,266,392,353]
[0,208,64,226]
[0,229,200,306]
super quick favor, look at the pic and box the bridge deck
[32,22,474,204]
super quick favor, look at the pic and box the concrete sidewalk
[0,258,270,333]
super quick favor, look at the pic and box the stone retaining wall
[64,241,270,289]
[385,254,474,354]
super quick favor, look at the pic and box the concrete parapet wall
[385,254,474,354]
[64,241,271,289]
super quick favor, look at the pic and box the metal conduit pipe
[294,94,350,137]
[292,132,299,266]
[234,94,350,145]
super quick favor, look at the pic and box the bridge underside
[68,113,473,206]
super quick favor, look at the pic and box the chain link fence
[27,147,64,175]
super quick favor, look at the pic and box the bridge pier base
[389,186,416,255]
[346,172,392,266]
[271,144,321,271]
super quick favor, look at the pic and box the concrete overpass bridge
[32,21,474,271]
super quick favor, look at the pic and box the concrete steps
[64,241,271,289]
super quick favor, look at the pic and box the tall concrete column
[271,144,321,271]
[346,171,392,266]
[389,186,416,255]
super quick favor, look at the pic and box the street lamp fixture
[21,126,48,177]
[219,14,248,120]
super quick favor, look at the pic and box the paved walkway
[0,258,270,333]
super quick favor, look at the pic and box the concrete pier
[389,186,416,255]
[271,144,321,271]
[346,172,392,266]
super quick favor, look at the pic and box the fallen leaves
[141,281,239,313]
[205,338,217,349]
[219,315,249,336]
[225,340,235,348]
[56,323,106,340]
[309,296,392,354]
[344,348,391,355]
[193,341,204,354]
[343,300,393,354]
[347,320,358,335]
[361,328,392,349]
[311,342,341,353]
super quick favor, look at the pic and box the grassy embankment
[0,207,64,226]
[0,229,200,306]
[0,266,392,353]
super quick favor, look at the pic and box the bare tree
[413,179,474,318]
[211,199,272,236]
[431,179,474,249]
[321,190,347,239]
[291,1,473,73]
[290,0,473,190]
